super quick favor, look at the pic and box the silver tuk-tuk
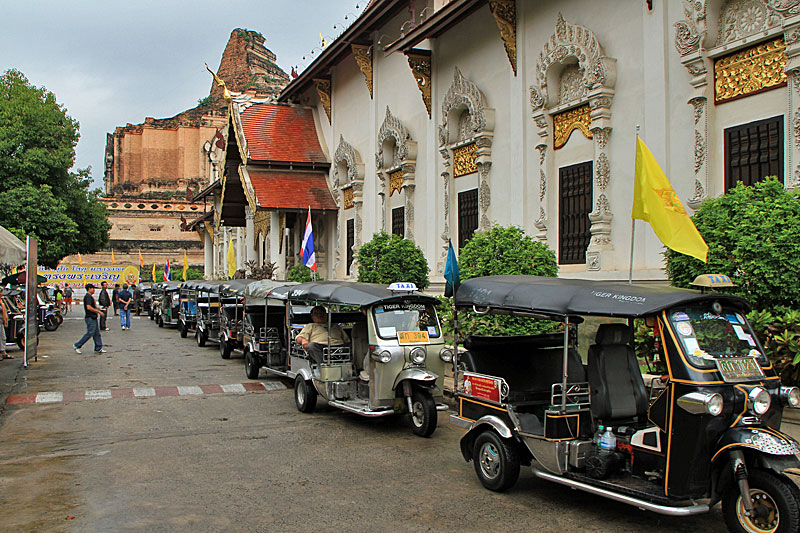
[280,281,451,437]
[241,279,297,379]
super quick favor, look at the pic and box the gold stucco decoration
[406,50,432,118]
[352,44,373,98]
[453,142,478,177]
[343,188,355,209]
[313,78,332,123]
[553,104,592,149]
[253,210,269,239]
[714,38,787,103]
[489,0,517,76]
[389,169,404,196]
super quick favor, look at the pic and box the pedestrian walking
[64,285,73,314]
[0,287,11,359]
[98,281,111,331]
[118,283,132,330]
[73,283,106,354]
[112,284,120,315]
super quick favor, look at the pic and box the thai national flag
[164,259,171,281]
[301,206,317,271]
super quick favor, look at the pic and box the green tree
[665,177,800,309]
[0,69,110,266]
[356,231,430,289]
[287,264,314,283]
[452,225,559,337]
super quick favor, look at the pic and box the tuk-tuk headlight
[749,387,772,415]
[372,350,392,363]
[780,387,800,408]
[439,348,453,363]
[409,347,427,365]
[677,392,724,416]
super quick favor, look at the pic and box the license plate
[397,331,430,345]
[716,357,765,383]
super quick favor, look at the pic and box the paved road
[0,311,780,532]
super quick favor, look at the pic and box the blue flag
[444,239,460,298]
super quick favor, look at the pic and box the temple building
[69,29,289,272]
[200,0,800,285]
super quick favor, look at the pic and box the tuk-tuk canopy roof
[454,275,750,318]
[181,280,203,290]
[244,279,296,299]
[153,281,182,292]
[283,281,438,307]
[220,279,256,295]
[195,280,226,293]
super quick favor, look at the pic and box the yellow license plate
[716,357,765,383]
[397,331,430,345]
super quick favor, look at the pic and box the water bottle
[599,426,616,455]
[593,425,605,447]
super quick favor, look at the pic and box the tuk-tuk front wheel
[472,430,520,492]
[409,388,437,438]
[178,322,187,338]
[196,330,206,347]
[16,334,24,351]
[722,469,800,533]
[294,375,317,413]
[220,338,232,359]
[244,349,260,379]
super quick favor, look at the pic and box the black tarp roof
[220,279,256,296]
[244,280,297,300]
[454,275,750,318]
[283,281,437,307]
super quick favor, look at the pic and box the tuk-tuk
[134,283,153,317]
[3,288,26,350]
[282,281,450,437]
[195,280,225,347]
[450,275,800,532]
[218,279,254,359]
[154,281,181,328]
[241,280,297,379]
[178,280,201,338]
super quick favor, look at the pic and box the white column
[244,207,256,264]
[203,229,213,279]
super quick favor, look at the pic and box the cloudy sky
[2,0,363,189]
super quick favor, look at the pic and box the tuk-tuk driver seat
[587,324,648,424]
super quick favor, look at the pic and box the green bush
[748,308,800,386]
[287,264,316,283]
[356,231,429,289]
[665,178,800,309]
[444,225,559,337]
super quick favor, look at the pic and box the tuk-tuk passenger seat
[587,324,648,424]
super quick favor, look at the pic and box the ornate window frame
[674,0,800,199]
[333,135,365,278]
[376,106,417,241]
[529,13,616,271]
[438,67,495,272]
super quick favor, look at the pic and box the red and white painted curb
[5,381,286,406]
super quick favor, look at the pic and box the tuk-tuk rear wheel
[722,469,800,533]
[409,389,437,438]
[178,322,187,338]
[294,375,317,413]
[472,430,520,492]
[244,349,259,379]
[196,330,206,347]
[220,338,232,359]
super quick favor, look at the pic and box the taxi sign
[397,330,430,345]
[690,274,735,288]
[388,282,418,292]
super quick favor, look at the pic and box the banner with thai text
[38,265,140,288]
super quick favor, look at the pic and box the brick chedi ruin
[70,29,289,275]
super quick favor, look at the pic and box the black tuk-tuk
[450,275,800,532]
[154,281,181,328]
[134,283,153,317]
[3,288,26,350]
[195,280,225,347]
[218,279,254,359]
[178,280,201,338]
[241,280,297,379]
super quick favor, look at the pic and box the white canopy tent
[0,225,26,265]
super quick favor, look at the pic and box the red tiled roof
[248,170,337,210]
[239,104,327,163]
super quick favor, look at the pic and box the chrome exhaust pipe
[531,469,710,517]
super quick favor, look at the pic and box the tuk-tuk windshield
[668,305,767,369]
[373,303,440,340]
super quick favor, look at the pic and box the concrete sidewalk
[0,338,27,413]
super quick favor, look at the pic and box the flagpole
[629,124,640,285]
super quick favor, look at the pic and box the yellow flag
[320,33,327,47]
[633,136,708,262]
[139,249,144,268]
[78,253,83,266]
[111,249,116,264]
[152,263,156,282]
[205,63,231,102]
[183,250,188,281]
[227,236,236,279]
